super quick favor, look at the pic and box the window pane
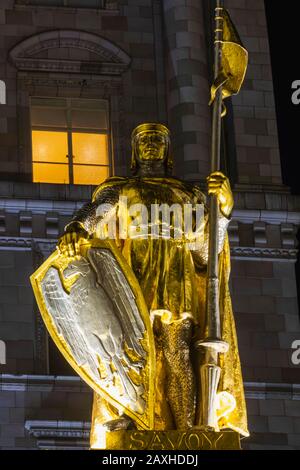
[32,130,68,163]
[33,163,69,184]
[70,99,108,111]
[73,165,109,185]
[31,97,67,108]
[72,133,108,165]
[71,99,108,129]
[71,109,108,130]
[31,107,67,128]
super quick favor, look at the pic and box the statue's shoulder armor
[92,176,129,202]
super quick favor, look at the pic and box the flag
[210,9,248,114]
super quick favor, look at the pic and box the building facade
[0,0,299,449]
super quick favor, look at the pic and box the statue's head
[131,123,172,173]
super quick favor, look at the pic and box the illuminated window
[31,97,110,185]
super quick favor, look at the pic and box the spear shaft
[195,0,229,430]
[207,0,224,340]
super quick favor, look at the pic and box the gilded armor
[57,124,248,443]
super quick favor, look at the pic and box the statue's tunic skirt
[117,179,206,324]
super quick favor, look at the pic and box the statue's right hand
[57,230,89,258]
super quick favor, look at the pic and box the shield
[30,239,156,430]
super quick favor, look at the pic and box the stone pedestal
[103,430,241,450]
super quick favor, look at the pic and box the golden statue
[32,122,247,447]
[31,5,249,450]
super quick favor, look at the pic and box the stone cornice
[15,1,119,14]
[2,374,299,399]
[9,29,130,76]
[232,209,300,225]
[0,198,83,215]
[244,382,300,401]
[0,374,90,392]
[231,246,298,261]
[0,237,57,253]
[0,237,297,261]
[0,237,32,250]
[20,74,123,90]
[14,58,128,75]
[25,420,90,438]
[25,420,90,449]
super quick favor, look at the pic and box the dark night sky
[265,0,300,194]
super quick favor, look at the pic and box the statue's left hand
[207,171,234,218]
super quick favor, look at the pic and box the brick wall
[0,251,35,375]
[0,0,167,178]
[229,186,300,448]
[0,0,299,450]
[232,258,300,449]
[0,376,92,449]
[162,0,211,179]
[226,0,282,185]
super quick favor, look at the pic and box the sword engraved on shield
[30,239,156,430]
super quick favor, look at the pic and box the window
[31,97,110,185]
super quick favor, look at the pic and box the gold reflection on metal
[32,121,249,450]
[104,429,241,451]
[130,123,173,173]
[210,9,248,114]
[31,239,156,431]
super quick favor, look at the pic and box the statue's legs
[152,310,196,430]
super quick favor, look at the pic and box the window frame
[30,96,112,185]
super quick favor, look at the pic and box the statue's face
[135,131,168,164]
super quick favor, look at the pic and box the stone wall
[226,0,282,186]
[230,185,300,448]
[0,376,92,449]
[0,0,299,450]
[162,0,211,179]
[0,0,167,178]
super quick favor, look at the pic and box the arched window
[9,30,130,185]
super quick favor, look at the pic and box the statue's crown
[131,123,170,141]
